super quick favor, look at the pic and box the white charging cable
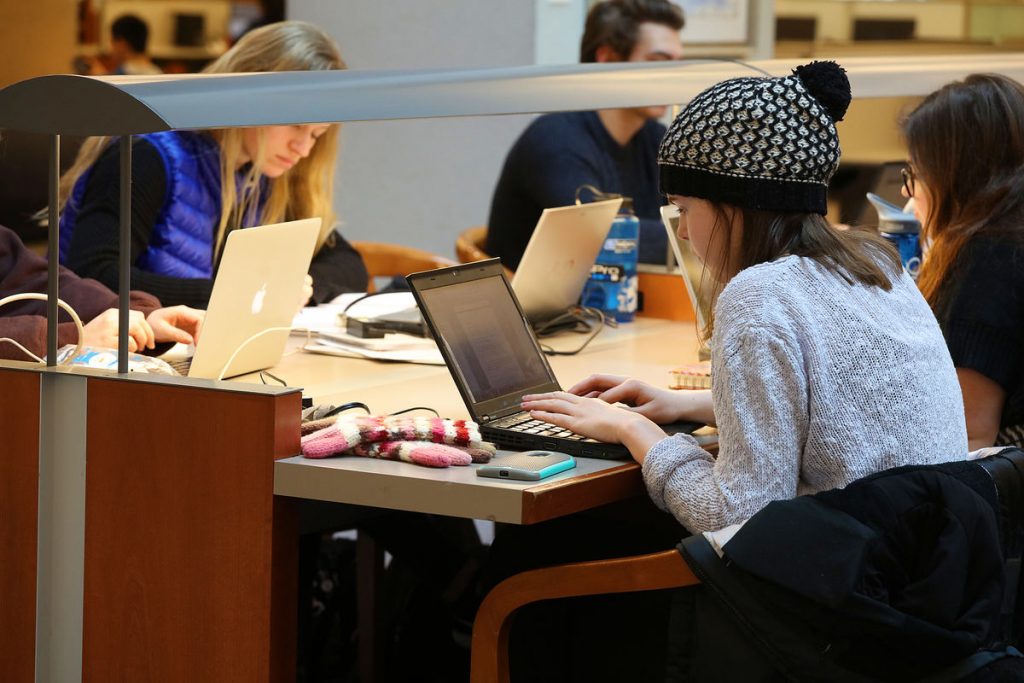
[0,293,86,365]
[214,325,313,381]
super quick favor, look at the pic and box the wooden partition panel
[0,368,40,683]
[638,272,696,322]
[82,377,301,682]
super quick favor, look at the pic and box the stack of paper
[291,292,444,365]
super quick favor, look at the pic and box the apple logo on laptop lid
[251,283,267,315]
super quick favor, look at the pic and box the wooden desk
[272,317,700,523]
[276,453,641,524]
[0,317,698,682]
[272,316,699,681]
[262,316,696,409]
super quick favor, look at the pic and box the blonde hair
[57,20,345,256]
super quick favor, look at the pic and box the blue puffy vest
[59,131,223,279]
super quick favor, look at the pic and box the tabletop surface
[265,316,702,523]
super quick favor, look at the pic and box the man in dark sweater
[486,0,684,270]
[0,225,202,361]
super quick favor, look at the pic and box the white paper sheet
[291,292,443,365]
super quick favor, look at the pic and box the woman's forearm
[672,389,716,427]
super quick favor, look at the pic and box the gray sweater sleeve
[641,323,809,534]
[639,255,967,534]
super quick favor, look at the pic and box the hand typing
[81,309,153,352]
[568,374,687,424]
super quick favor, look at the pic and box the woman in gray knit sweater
[522,61,968,534]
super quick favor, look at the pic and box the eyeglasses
[901,166,916,198]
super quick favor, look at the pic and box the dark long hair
[697,206,901,342]
[902,73,1024,306]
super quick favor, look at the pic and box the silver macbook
[183,218,321,379]
[512,198,622,323]
[362,199,621,335]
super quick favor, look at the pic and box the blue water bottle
[866,192,921,279]
[581,198,639,322]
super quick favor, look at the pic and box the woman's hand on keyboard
[521,391,667,463]
[567,375,683,422]
[148,306,205,346]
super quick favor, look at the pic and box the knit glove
[301,414,496,468]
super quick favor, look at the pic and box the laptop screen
[187,218,321,379]
[417,273,554,404]
[510,198,621,323]
[661,205,713,333]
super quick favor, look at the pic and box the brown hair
[696,205,901,342]
[111,14,149,54]
[902,73,1024,306]
[580,0,684,63]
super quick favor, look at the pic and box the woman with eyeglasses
[900,167,914,198]
[56,21,368,309]
[902,73,1024,449]
[477,62,970,682]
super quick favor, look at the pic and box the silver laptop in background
[357,199,621,335]
[660,204,713,334]
[185,218,321,379]
[512,198,622,323]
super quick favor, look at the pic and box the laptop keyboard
[491,413,595,442]
[167,357,192,376]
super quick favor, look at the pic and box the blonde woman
[57,21,368,308]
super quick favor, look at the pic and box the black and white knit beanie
[658,61,851,215]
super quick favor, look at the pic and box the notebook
[407,259,700,460]
[512,198,622,323]
[176,217,321,379]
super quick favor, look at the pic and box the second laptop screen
[418,275,553,404]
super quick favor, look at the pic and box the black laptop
[407,259,699,460]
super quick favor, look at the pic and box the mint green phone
[476,450,576,481]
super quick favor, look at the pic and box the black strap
[976,448,1024,645]
[916,647,1024,683]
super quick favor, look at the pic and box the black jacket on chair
[679,450,1024,683]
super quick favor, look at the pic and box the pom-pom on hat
[658,60,851,214]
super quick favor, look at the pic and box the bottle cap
[866,192,918,234]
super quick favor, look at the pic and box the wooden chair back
[351,241,456,292]
[469,549,700,683]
